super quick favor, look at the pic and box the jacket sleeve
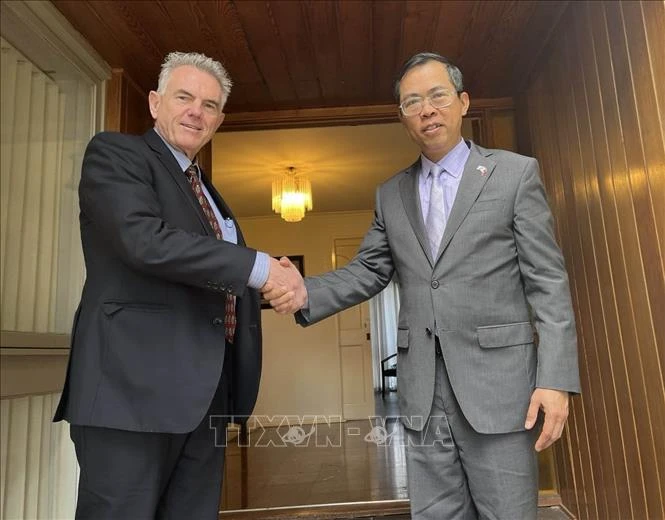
[513,158,581,393]
[296,185,395,326]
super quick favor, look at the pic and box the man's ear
[460,91,470,116]
[214,112,226,131]
[148,91,160,119]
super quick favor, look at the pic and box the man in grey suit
[264,52,580,519]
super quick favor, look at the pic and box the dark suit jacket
[54,129,262,433]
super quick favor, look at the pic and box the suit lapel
[142,129,217,237]
[434,142,496,262]
[399,159,434,266]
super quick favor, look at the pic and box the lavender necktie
[426,165,446,258]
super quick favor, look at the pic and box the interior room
[1,1,662,519]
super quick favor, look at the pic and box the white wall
[238,210,374,423]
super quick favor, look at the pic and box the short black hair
[393,52,464,102]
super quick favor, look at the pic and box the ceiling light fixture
[272,166,313,222]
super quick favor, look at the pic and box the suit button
[212,317,224,326]
[431,280,440,289]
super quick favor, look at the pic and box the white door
[334,238,374,420]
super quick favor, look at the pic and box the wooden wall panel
[517,2,665,519]
[105,68,152,135]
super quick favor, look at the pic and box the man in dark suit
[54,51,302,519]
[265,52,580,519]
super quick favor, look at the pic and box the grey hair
[157,51,232,105]
[393,52,464,102]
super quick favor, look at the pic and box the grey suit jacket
[297,141,580,434]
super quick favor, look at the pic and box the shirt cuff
[247,251,270,289]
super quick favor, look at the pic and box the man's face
[149,65,225,159]
[398,60,469,162]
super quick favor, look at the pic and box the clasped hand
[261,257,308,314]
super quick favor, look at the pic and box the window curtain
[369,277,400,391]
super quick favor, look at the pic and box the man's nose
[420,97,437,116]
[187,101,203,117]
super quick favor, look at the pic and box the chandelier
[272,166,313,222]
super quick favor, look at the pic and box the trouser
[404,340,539,520]
[70,374,229,520]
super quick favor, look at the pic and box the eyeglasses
[399,91,457,117]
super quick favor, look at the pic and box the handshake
[260,257,308,314]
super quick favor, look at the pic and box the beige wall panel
[35,83,62,332]
[0,397,7,513]
[0,45,17,295]
[16,72,46,331]
[340,346,368,417]
[238,211,374,422]
[0,394,78,519]
[0,40,85,335]
[50,95,66,331]
[2,60,32,330]
[3,397,29,518]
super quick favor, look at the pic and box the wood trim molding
[1,332,71,398]
[1,330,70,349]
[466,96,515,110]
[0,0,110,82]
[1,1,109,134]
[219,493,561,518]
[219,499,410,519]
[222,98,514,131]
[222,104,400,131]
[106,68,124,132]
[1,348,70,356]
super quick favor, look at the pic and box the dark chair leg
[381,377,385,399]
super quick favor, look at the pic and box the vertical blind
[0,394,78,519]
[0,37,85,334]
[1,35,98,519]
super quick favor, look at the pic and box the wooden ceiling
[52,0,568,114]
[49,0,569,218]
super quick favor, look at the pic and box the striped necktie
[185,164,236,343]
